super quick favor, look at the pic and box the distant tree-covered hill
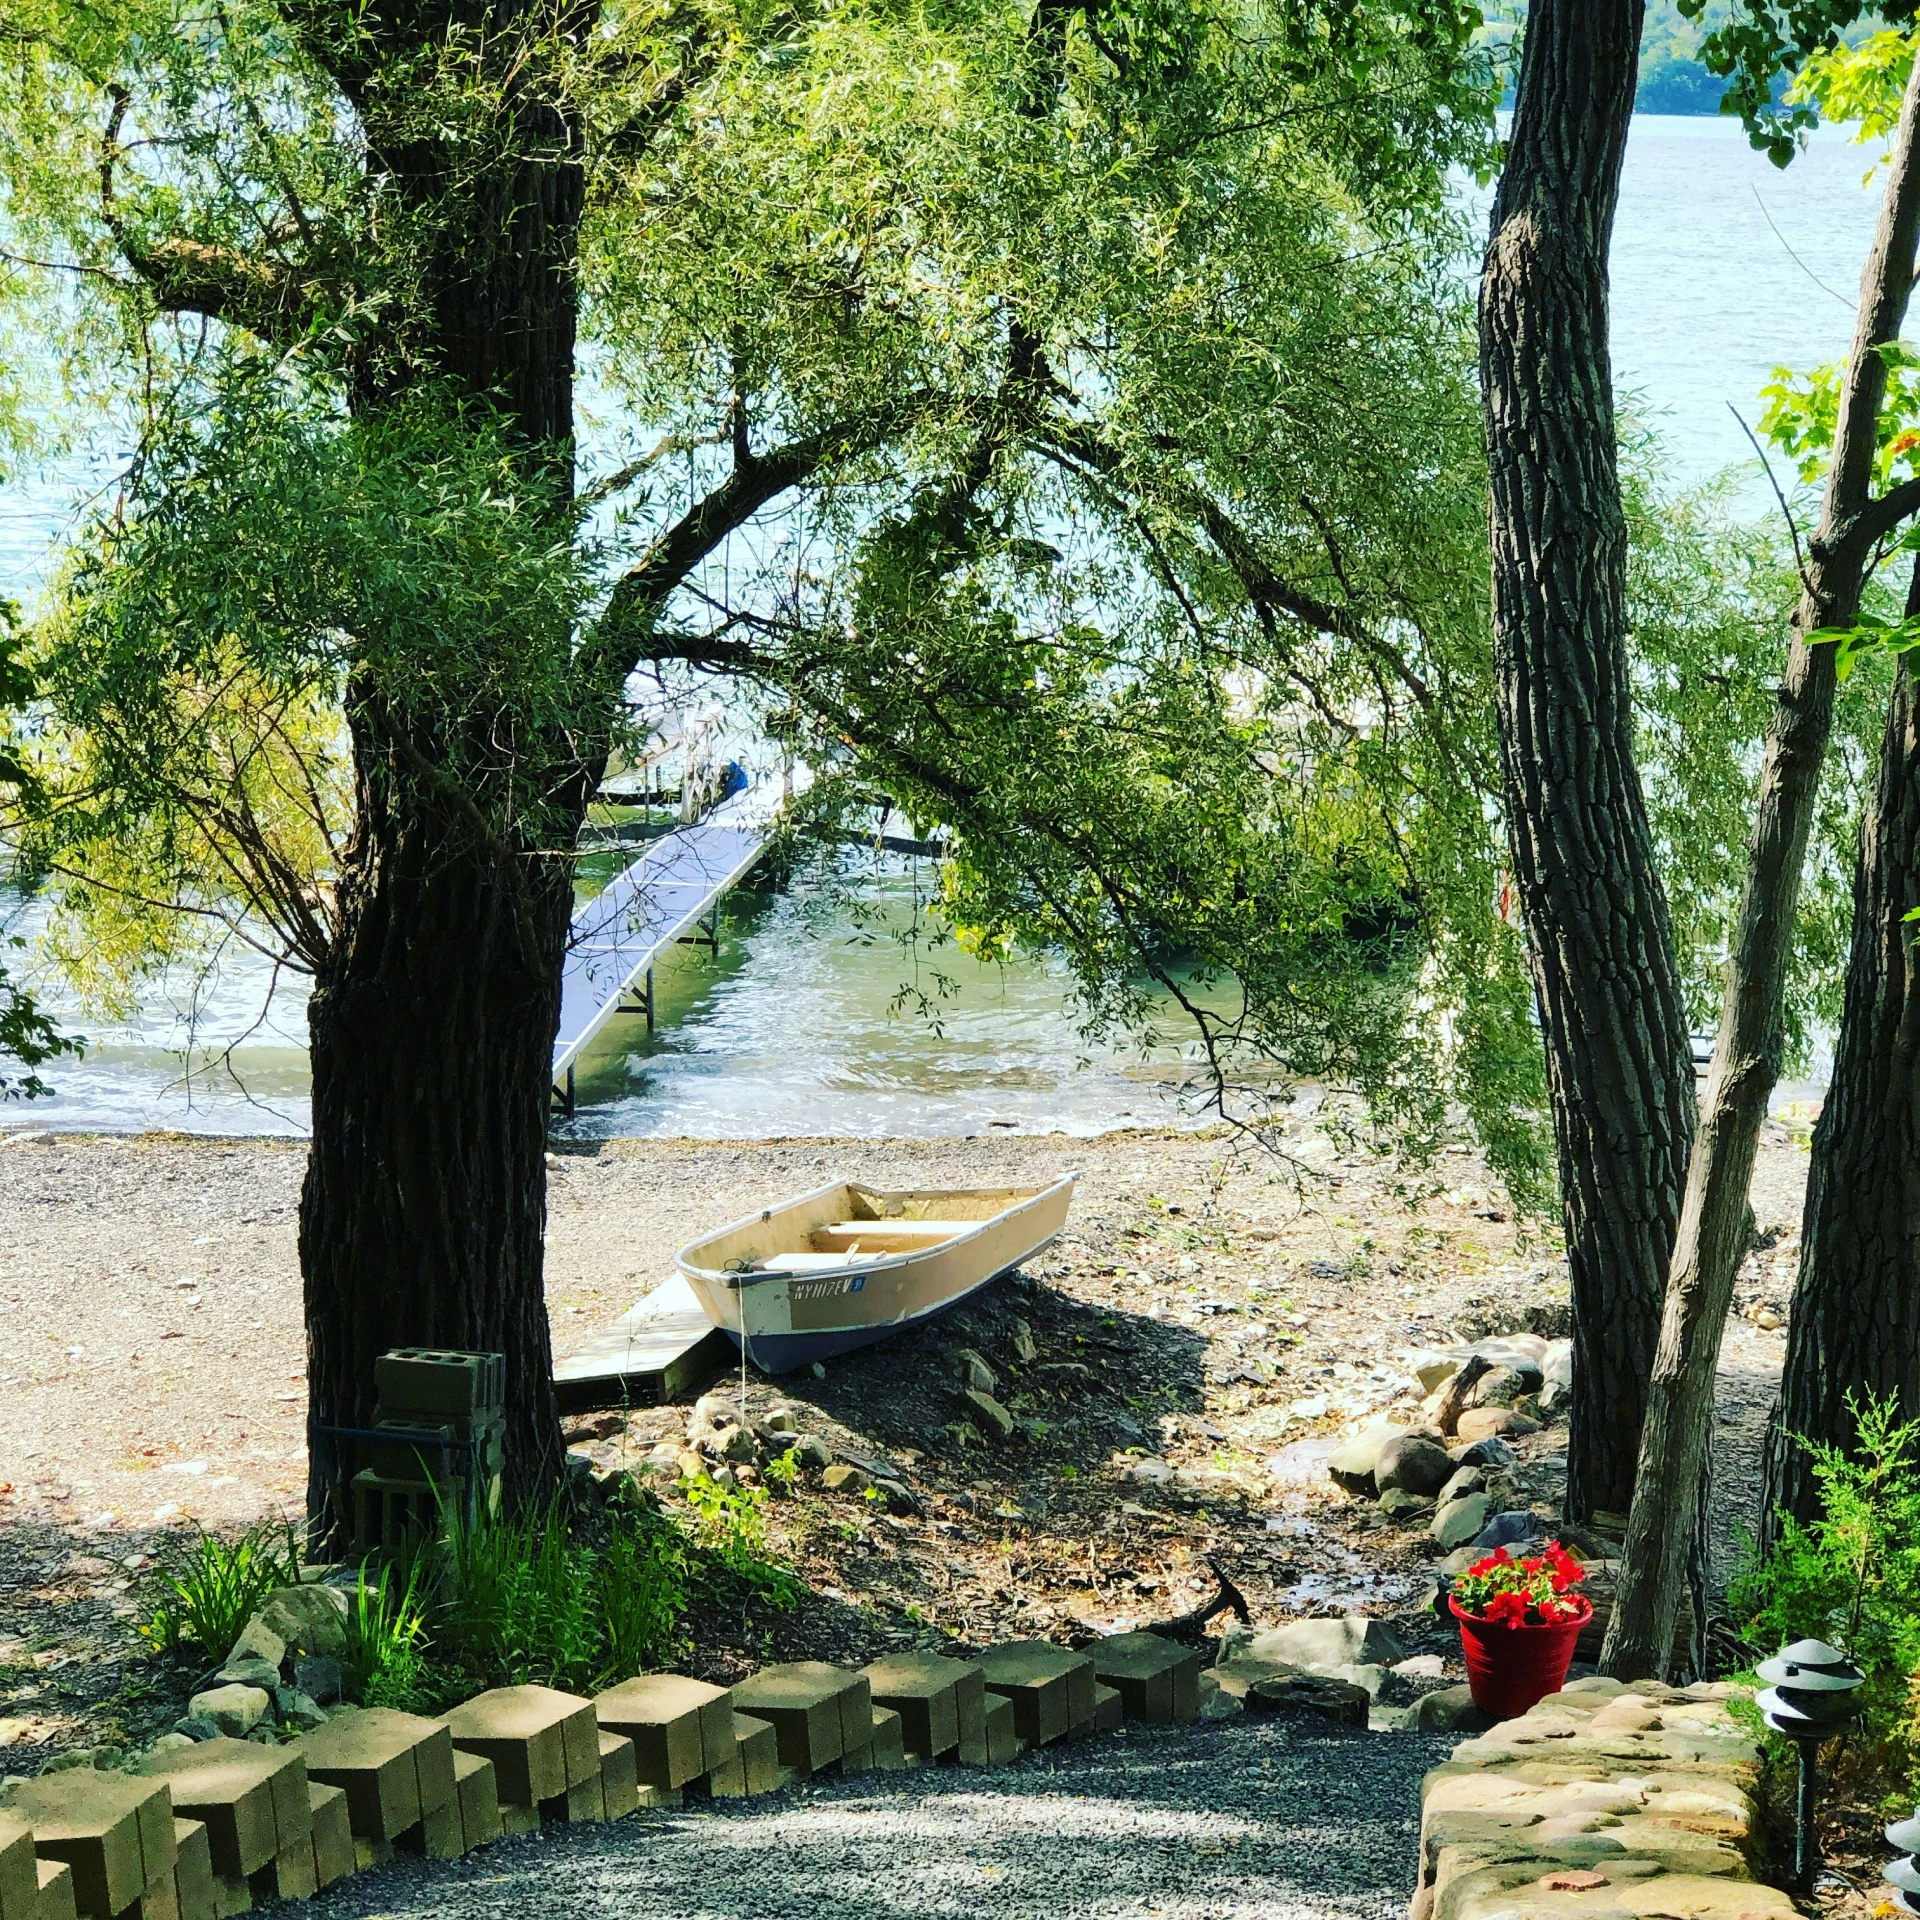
[1483,1,1735,115]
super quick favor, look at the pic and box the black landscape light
[1754,1639,1866,1894]
[1884,1806,1920,1915]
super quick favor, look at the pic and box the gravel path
[311,1717,1449,1920]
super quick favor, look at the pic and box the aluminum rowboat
[676,1176,1075,1373]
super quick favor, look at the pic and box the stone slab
[593,1675,733,1790]
[441,1686,598,1807]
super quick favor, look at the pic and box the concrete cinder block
[0,1809,36,1920]
[412,1795,465,1861]
[441,1687,598,1808]
[373,1349,503,1419]
[34,1861,76,1920]
[861,1654,972,1761]
[140,1739,301,1880]
[978,1643,1094,1748]
[1089,1631,1202,1725]
[208,1871,249,1919]
[983,1692,1023,1766]
[171,1820,215,1920]
[730,1664,859,1776]
[130,1868,178,1920]
[1091,1684,1123,1733]
[597,1735,638,1822]
[297,1708,453,1842]
[549,1774,605,1825]
[870,1707,908,1770]
[497,1802,540,1839]
[708,1715,783,1799]
[253,1840,316,1903]
[2,1770,174,1917]
[592,1676,733,1790]
[306,1785,354,1891]
[452,1752,501,1853]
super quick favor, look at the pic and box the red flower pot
[1449,1593,1593,1720]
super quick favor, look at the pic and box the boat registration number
[790,1275,867,1302]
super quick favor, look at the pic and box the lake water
[0,114,1890,1137]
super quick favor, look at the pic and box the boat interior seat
[815,1220,975,1242]
[751,1250,889,1273]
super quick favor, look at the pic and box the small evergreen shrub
[1729,1393,1920,1813]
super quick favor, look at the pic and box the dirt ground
[0,1118,1814,1768]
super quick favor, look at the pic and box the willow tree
[0,0,1512,1520]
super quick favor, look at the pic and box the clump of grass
[142,1519,304,1658]
[345,1556,433,1711]
[679,1472,800,1612]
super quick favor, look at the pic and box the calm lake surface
[0,114,1887,1137]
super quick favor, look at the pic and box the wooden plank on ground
[553,1273,731,1412]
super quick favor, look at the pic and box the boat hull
[677,1177,1074,1374]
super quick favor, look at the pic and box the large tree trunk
[1764,638,1920,1537]
[1479,0,1698,1524]
[301,784,578,1527]
[1604,59,1920,1678]
[299,38,591,1527]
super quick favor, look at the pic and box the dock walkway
[551,784,776,1099]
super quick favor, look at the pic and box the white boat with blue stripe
[675,1177,1076,1374]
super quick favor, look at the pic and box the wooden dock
[552,1274,733,1412]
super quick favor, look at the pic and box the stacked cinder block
[140,1737,315,1910]
[439,1687,607,1834]
[977,1643,1102,1751]
[594,1676,746,1804]
[1088,1631,1202,1726]
[351,1350,506,1556]
[294,1707,461,1869]
[0,1772,176,1919]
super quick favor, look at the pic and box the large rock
[1241,1615,1407,1672]
[1539,1340,1574,1416]
[1468,1367,1529,1409]
[1246,1674,1370,1726]
[187,1684,271,1738]
[1456,1408,1538,1445]
[254,1583,349,1659]
[1411,1683,1489,1732]
[1380,1486,1436,1521]
[1327,1420,1402,1498]
[963,1387,1015,1438]
[1437,1466,1486,1508]
[1409,1350,1469,1394]
[1453,1435,1516,1469]
[1376,1433,1455,1497]
[1204,1659,1300,1701]
[1432,1491,1493,1550]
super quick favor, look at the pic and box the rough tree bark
[1764,628,1920,1537]
[1604,53,1920,1678]
[298,38,592,1523]
[1479,0,1698,1525]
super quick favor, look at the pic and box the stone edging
[1413,1675,1797,1920]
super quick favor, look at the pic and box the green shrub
[1729,1393,1920,1811]
[435,1498,601,1693]
[141,1520,304,1657]
[680,1472,800,1612]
